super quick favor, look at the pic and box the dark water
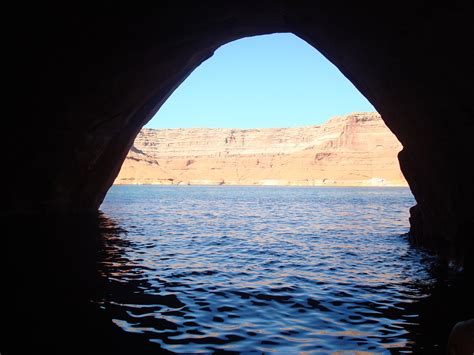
[87,185,466,353]
[6,185,471,353]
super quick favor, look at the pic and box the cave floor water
[5,186,473,353]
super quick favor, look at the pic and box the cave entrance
[95,34,431,353]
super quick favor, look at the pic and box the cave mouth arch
[87,26,418,220]
[112,33,407,189]
[96,34,423,353]
[10,2,471,271]
[61,5,469,271]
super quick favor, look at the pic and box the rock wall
[115,112,407,186]
[8,2,474,271]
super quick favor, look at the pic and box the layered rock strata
[115,112,407,186]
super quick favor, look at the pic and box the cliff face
[115,112,407,186]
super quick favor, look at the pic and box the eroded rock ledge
[115,112,407,187]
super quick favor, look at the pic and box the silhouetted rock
[7,0,474,301]
[447,319,474,354]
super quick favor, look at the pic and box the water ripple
[97,186,445,352]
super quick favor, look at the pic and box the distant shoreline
[113,180,409,188]
[115,113,408,188]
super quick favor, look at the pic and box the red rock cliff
[115,112,407,186]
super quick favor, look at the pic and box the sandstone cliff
[115,112,407,186]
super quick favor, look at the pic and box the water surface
[97,186,440,352]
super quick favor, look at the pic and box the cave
[11,2,473,268]
[6,1,473,352]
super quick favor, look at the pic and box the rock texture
[7,3,474,270]
[115,112,407,186]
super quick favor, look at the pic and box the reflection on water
[4,186,472,353]
[93,186,471,353]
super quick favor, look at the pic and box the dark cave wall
[9,2,473,268]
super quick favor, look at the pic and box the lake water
[95,186,460,353]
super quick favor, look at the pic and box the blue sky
[145,33,375,129]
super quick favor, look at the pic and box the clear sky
[145,33,375,129]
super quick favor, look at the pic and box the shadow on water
[4,212,473,353]
[4,213,170,354]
